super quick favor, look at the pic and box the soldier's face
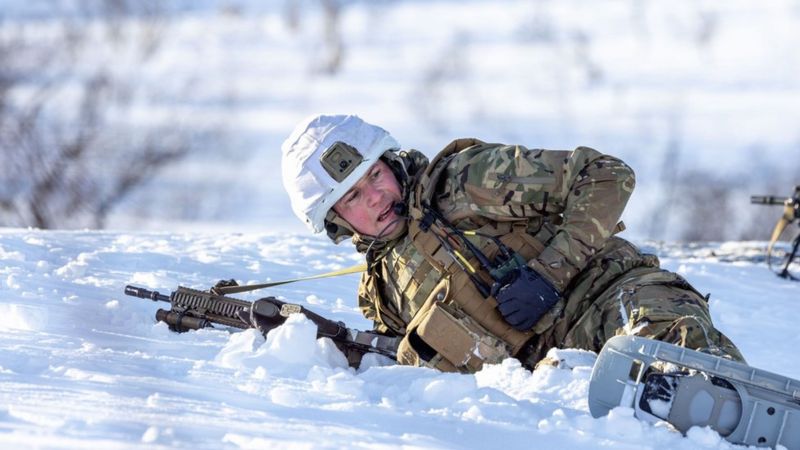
[333,160,403,237]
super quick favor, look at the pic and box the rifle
[123,285,399,367]
[751,185,800,280]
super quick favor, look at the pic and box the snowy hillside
[2,0,799,239]
[1,228,798,449]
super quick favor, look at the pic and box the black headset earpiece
[325,221,339,234]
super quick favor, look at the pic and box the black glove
[236,298,282,337]
[211,278,238,295]
[492,266,561,331]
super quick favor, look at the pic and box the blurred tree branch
[0,1,209,229]
[284,0,344,74]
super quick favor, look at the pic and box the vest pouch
[398,301,512,373]
[397,279,449,369]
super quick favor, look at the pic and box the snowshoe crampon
[588,336,800,448]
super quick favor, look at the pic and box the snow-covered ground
[1,228,798,449]
[2,1,799,447]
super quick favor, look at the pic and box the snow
[0,228,798,449]
[647,399,673,421]
[2,0,800,448]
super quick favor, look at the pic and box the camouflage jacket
[356,138,637,336]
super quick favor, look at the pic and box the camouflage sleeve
[529,147,635,290]
[436,143,635,291]
[356,272,393,334]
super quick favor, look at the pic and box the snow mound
[214,313,349,376]
[0,304,49,331]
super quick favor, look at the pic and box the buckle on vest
[419,208,436,232]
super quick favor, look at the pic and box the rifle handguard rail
[124,284,398,361]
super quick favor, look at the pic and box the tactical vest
[360,139,656,373]
[356,140,557,372]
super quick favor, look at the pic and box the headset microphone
[392,201,408,216]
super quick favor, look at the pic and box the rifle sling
[215,263,368,295]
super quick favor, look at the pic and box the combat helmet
[281,114,401,234]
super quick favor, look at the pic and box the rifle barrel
[750,195,789,205]
[124,285,171,302]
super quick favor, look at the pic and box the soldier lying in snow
[278,114,744,373]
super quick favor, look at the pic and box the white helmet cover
[281,114,400,233]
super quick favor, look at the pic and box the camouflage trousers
[519,242,745,369]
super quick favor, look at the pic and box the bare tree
[413,35,470,135]
[0,3,212,229]
[283,0,345,74]
[672,171,735,242]
[319,0,344,74]
[648,115,683,240]
[665,163,797,243]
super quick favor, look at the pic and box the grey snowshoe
[588,336,800,448]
